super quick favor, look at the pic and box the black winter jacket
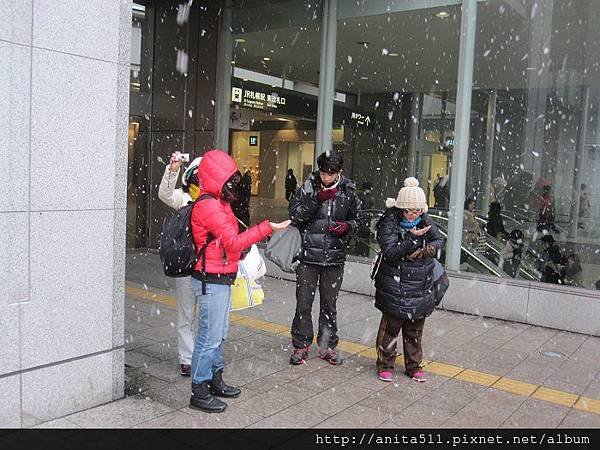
[374,210,445,321]
[289,172,364,266]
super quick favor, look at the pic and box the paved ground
[34,252,600,429]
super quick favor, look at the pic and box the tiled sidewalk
[36,275,600,429]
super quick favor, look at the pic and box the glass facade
[460,0,600,289]
[126,0,221,249]
[228,0,323,223]
[129,0,600,293]
[127,2,152,249]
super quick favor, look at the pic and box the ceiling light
[263,57,270,61]
[435,11,450,18]
[360,76,369,80]
[387,52,399,57]
[356,41,370,48]
[234,38,246,43]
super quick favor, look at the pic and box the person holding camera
[288,151,364,366]
[158,151,202,377]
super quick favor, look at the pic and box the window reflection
[229,0,322,224]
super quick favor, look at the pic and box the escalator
[426,211,541,281]
[349,209,542,281]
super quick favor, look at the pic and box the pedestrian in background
[498,229,524,278]
[539,235,566,284]
[485,201,506,239]
[578,184,590,230]
[288,151,364,366]
[373,177,445,383]
[285,168,298,202]
[158,152,202,378]
[355,181,376,257]
[188,150,290,413]
[462,197,480,246]
[564,253,583,287]
[231,167,252,231]
[433,175,449,209]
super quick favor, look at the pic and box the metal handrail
[354,209,522,279]
[427,212,541,280]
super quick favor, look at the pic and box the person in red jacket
[188,150,290,413]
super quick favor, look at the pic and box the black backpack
[159,193,216,277]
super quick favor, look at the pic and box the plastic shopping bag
[238,244,267,281]
[231,264,264,311]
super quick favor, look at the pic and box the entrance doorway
[427,152,450,207]
[230,109,317,223]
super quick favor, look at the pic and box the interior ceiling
[232,0,600,95]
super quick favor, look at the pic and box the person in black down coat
[288,151,364,366]
[374,177,444,383]
[485,201,506,239]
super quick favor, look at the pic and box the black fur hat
[317,151,343,173]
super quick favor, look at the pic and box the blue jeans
[190,279,232,384]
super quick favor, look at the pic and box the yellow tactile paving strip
[532,387,579,408]
[492,377,538,397]
[455,369,501,386]
[126,284,177,308]
[126,283,600,415]
[575,397,600,414]
[424,361,464,378]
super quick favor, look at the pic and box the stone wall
[0,0,130,427]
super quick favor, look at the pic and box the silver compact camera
[179,153,190,163]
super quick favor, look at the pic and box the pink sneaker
[408,370,427,383]
[378,370,393,382]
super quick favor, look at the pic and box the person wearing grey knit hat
[373,176,445,384]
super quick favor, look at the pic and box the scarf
[400,215,422,230]
[188,184,200,201]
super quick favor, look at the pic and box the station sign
[232,85,287,110]
[231,78,377,128]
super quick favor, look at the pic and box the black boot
[209,369,241,398]
[190,381,227,413]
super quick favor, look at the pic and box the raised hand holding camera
[168,152,190,172]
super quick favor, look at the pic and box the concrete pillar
[480,90,497,215]
[0,0,130,427]
[214,0,233,150]
[446,0,477,271]
[407,93,420,177]
[521,0,553,180]
[568,87,589,238]
[315,0,337,164]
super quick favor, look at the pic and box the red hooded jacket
[191,150,272,281]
